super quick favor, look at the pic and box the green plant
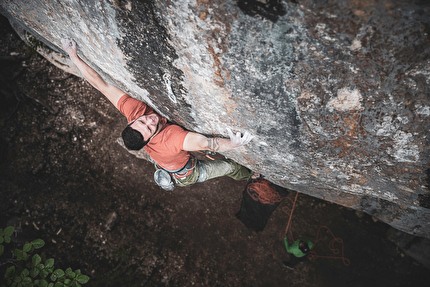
[0,226,90,287]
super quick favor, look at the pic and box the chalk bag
[154,169,175,191]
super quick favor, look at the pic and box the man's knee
[228,163,252,181]
[194,159,251,183]
[196,159,233,182]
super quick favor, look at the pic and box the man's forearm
[206,137,236,153]
[183,130,253,153]
[69,54,107,92]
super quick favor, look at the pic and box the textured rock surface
[1,0,429,238]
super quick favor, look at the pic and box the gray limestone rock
[1,0,429,238]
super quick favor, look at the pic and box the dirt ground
[0,16,429,287]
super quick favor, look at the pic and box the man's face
[129,113,160,141]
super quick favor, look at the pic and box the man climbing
[61,39,254,189]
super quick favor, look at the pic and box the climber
[61,39,255,190]
[282,237,314,269]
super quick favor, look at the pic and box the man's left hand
[226,128,254,148]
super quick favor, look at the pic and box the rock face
[1,0,429,238]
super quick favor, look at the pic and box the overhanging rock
[1,0,429,238]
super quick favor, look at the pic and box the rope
[283,192,299,241]
[281,194,351,266]
[247,180,284,204]
[308,226,351,266]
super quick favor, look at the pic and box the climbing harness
[169,157,196,179]
[153,157,197,191]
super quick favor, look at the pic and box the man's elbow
[182,133,210,152]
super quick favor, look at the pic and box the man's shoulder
[117,94,154,122]
[156,124,188,143]
[162,123,186,132]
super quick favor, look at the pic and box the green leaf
[54,283,64,287]
[22,276,32,284]
[54,269,65,279]
[39,279,49,287]
[0,236,4,244]
[33,254,42,266]
[76,275,89,284]
[31,239,45,249]
[14,275,22,282]
[14,248,25,260]
[50,273,57,282]
[45,258,55,268]
[0,244,4,256]
[65,268,75,279]
[23,242,32,253]
[5,226,14,237]
[63,279,71,286]
[5,265,16,279]
[48,283,54,287]
[30,267,40,278]
[46,266,54,274]
[21,268,30,277]
[40,269,49,279]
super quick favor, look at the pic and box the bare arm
[61,39,124,108]
[183,129,253,152]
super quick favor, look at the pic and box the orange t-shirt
[117,94,190,171]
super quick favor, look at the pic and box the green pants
[174,159,251,187]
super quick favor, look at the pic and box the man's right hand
[61,38,77,58]
[58,38,125,108]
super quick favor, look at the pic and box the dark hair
[121,125,148,150]
[298,241,310,254]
